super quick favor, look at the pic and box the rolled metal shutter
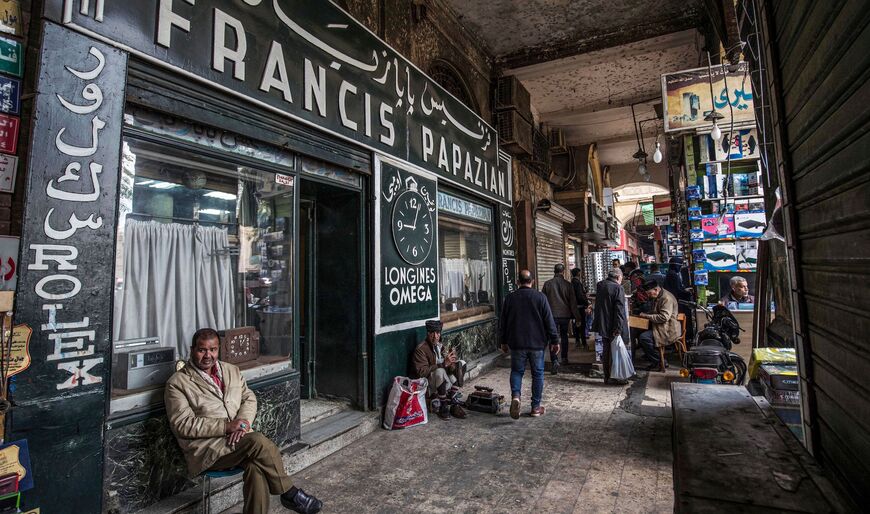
[535,213,565,288]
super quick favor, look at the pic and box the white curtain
[468,259,490,295]
[439,258,466,299]
[113,220,235,359]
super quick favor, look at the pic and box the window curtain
[113,220,235,359]
[439,258,466,299]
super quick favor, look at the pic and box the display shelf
[698,237,761,242]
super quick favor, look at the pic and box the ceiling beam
[496,14,700,71]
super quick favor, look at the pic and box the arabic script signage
[662,62,754,133]
[47,0,510,205]
[376,157,438,332]
[11,24,125,512]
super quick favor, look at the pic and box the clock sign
[391,186,433,265]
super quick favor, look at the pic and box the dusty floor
[229,344,681,513]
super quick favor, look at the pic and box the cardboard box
[629,316,649,330]
[759,364,799,391]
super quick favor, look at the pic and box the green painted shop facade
[11,1,514,511]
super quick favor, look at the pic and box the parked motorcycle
[679,301,748,385]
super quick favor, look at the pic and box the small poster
[692,248,707,262]
[0,1,22,36]
[654,215,670,226]
[703,242,738,271]
[690,228,704,242]
[0,154,15,192]
[0,440,32,491]
[686,185,701,200]
[0,235,16,290]
[713,128,760,161]
[688,205,701,220]
[0,76,19,115]
[735,211,766,237]
[0,36,21,77]
[0,114,17,154]
[737,240,758,269]
[1,324,31,377]
[694,269,709,286]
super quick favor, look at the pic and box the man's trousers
[208,432,294,514]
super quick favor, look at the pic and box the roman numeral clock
[391,176,433,265]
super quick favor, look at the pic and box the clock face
[391,189,434,265]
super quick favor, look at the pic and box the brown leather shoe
[450,405,467,419]
[530,406,545,417]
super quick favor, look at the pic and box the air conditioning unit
[549,128,567,154]
[496,109,533,157]
[496,76,532,121]
[530,128,551,177]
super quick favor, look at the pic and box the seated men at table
[412,320,467,420]
[165,328,322,514]
[635,280,681,371]
[723,276,755,309]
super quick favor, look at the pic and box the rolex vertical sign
[376,157,438,332]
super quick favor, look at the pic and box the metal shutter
[535,213,564,288]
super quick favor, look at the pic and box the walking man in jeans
[499,269,560,419]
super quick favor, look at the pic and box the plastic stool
[200,467,243,514]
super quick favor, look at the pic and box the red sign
[0,114,18,155]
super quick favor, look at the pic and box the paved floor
[229,345,681,513]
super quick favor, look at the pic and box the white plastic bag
[383,376,428,430]
[610,335,635,381]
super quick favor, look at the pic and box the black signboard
[377,159,438,331]
[11,23,126,511]
[47,0,510,205]
[497,153,518,298]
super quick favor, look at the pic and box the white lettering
[452,144,462,177]
[55,116,105,157]
[421,126,434,163]
[28,244,79,271]
[56,357,103,390]
[46,331,95,362]
[44,209,103,240]
[379,103,394,146]
[437,137,449,172]
[46,163,102,202]
[338,80,358,131]
[213,8,247,81]
[258,41,293,103]
[35,274,82,301]
[42,304,89,331]
[364,92,372,137]
[157,0,194,49]
[304,59,327,117]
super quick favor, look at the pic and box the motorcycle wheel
[733,357,748,385]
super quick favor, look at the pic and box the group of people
[163,258,757,513]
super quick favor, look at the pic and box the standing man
[412,320,467,420]
[570,268,591,350]
[593,268,630,385]
[542,263,579,371]
[635,280,681,371]
[500,270,560,419]
[664,256,694,338]
[165,328,323,514]
[648,263,666,287]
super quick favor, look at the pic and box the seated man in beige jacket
[165,328,322,514]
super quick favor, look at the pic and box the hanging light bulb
[653,141,663,163]
[710,121,722,142]
[637,160,647,176]
[642,172,652,183]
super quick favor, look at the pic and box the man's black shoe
[437,402,451,420]
[280,487,323,513]
[551,360,560,375]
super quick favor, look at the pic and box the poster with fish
[737,240,758,269]
[734,211,766,237]
[703,242,737,271]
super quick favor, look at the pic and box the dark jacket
[571,277,590,309]
[542,275,579,319]
[593,278,629,341]
[499,286,559,350]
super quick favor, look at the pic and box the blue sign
[0,439,33,491]
[0,76,19,115]
[437,191,492,223]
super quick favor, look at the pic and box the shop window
[438,213,494,328]
[111,136,295,409]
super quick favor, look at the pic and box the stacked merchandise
[750,348,801,439]
[582,251,613,293]
[683,132,766,306]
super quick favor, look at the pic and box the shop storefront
[10,2,512,511]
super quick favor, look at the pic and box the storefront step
[300,398,354,427]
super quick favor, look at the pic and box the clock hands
[404,203,421,230]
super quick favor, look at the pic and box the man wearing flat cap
[635,280,681,371]
[412,320,467,420]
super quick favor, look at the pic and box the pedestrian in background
[542,263,579,372]
[593,268,630,385]
[570,268,591,350]
[500,270,560,419]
